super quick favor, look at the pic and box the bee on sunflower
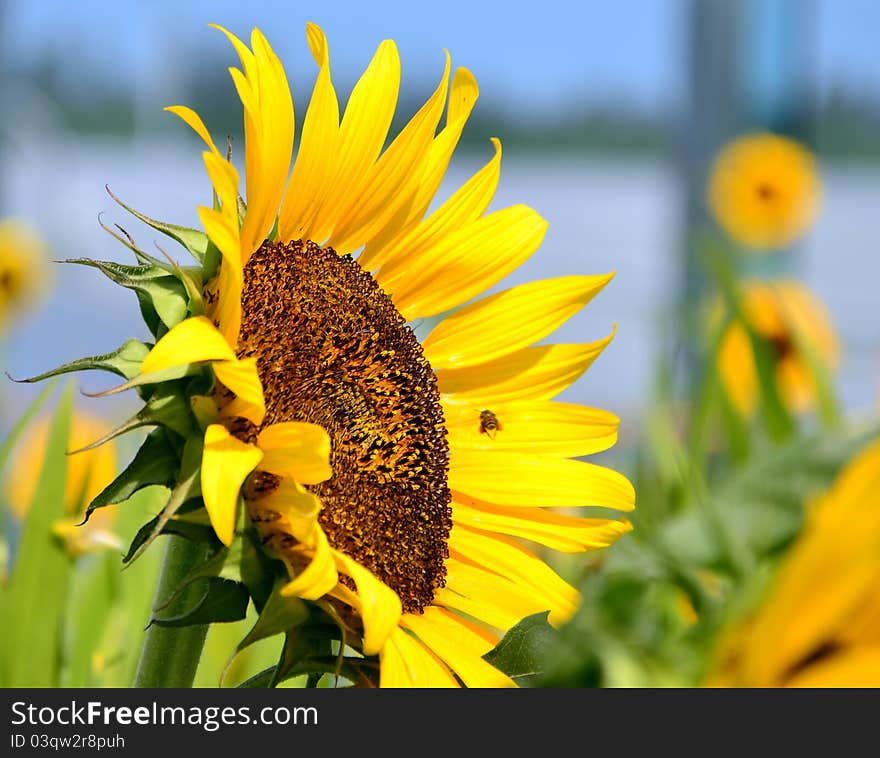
[20,23,634,687]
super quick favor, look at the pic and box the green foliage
[483,612,558,687]
[0,383,74,686]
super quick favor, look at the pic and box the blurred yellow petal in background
[5,409,121,556]
[717,279,839,415]
[0,219,52,332]
[707,132,820,252]
[708,438,880,687]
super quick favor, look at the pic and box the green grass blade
[0,378,58,480]
[0,383,74,686]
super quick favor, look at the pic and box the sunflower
[30,23,634,687]
[707,132,820,252]
[0,219,50,331]
[5,409,121,557]
[708,439,880,687]
[717,279,838,416]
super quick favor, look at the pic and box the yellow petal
[401,608,515,687]
[279,23,340,242]
[436,557,569,629]
[380,627,459,688]
[361,131,499,273]
[280,525,338,601]
[213,25,295,261]
[423,274,613,369]
[332,550,402,655]
[437,331,615,404]
[198,151,244,345]
[165,105,221,154]
[382,205,547,321]
[256,422,332,484]
[252,477,322,545]
[201,424,263,546]
[328,51,451,254]
[450,450,635,511]
[306,39,401,244]
[359,68,480,267]
[786,647,880,688]
[448,527,580,626]
[453,499,633,553]
[443,399,618,457]
[213,358,266,427]
[141,316,236,374]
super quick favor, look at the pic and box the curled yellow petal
[141,316,235,374]
[201,424,263,546]
[332,550,402,655]
[256,421,332,484]
[280,525,338,601]
[213,358,266,427]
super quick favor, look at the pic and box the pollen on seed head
[237,239,452,614]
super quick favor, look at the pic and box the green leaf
[148,577,249,628]
[220,580,309,686]
[660,424,879,568]
[698,232,795,442]
[0,383,75,686]
[8,339,150,384]
[85,428,179,519]
[483,611,558,686]
[107,185,209,263]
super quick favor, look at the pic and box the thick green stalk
[133,535,213,688]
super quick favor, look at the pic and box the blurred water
[2,136,878,438]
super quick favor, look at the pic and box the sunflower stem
[133,535,214,688]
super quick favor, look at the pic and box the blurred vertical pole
[678,0,816,383]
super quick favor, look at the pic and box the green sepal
[148,577,249,628]
[121,502,215,564]
[84,428,180,521]
[64,258,188,331]
[153,546,230,615]
[122,449,204,566]
[239,529,285,613]
[107,185,209,264]
[8,339,150,385]
[483,611,557,687]
[139,381,195,438]
[86,363,204,398]
[98,214,174,271]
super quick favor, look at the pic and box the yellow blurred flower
[5,410,121,556]
[708,438,880,687]
[707,132,820,251]
[717,279,838,415]
[0,219,51,330]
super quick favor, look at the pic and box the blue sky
[3,0,879,115]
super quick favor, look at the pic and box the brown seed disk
[237,239,452,613]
